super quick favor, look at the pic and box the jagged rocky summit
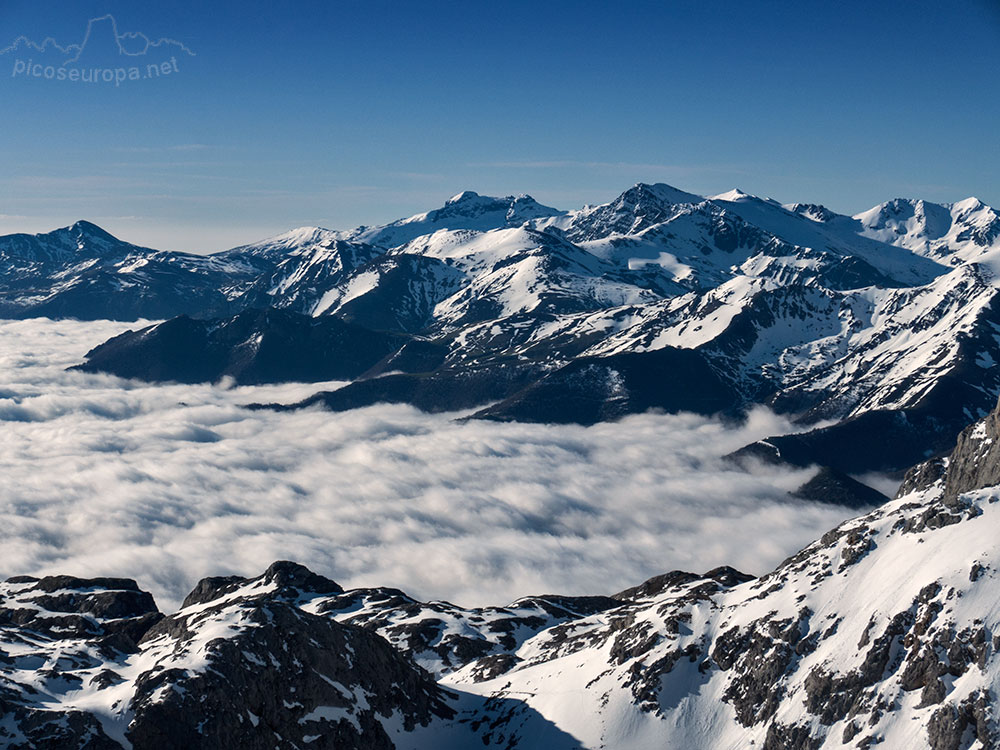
[4,400,1000,748]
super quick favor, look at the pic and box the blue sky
[0,0,998,252]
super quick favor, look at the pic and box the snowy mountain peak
[36,220,131,256]
[784,202,839,223]
[622,182,703,206]
[446,189,481,204]
[952,196,986,214]
[434,190,560,220]
[711,187,754,202]
[7,220,138,261]
[505,192,560,220]
[259,225,337,249]
[69,219,119,241]
[854,197,945,231]
[342,191,564,248]
[274,225,333,242]
[221,226,340,261]
[950,197,1000,240]
[551,183,704,242]
[854,195,1000,261]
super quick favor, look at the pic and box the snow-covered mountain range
[4,396,1000,749]
[7,184,1000,471]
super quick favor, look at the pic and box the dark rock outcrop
[129,591,451,749]
[73,308,409,385]
[263,362,542,415]
[727,408,964,475]
[789,467,889,509]
[0,563,453,750]
[941,400,1000,504]
[472,347,741,425]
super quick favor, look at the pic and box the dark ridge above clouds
[72,308,411,385]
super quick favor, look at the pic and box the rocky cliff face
[127,562,453,750]
[896,395,1000,506]
[0,563,453,749]
[942,400,1000,505]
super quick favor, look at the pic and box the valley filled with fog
[0,317,878,611]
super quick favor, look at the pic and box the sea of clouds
[0,318,891,611]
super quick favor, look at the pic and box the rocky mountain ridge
[7,184,1000,472]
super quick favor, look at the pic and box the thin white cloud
[466,160,746,175]
[0,319,870,612]
[3,175,157,192]
[111,144,212,153]
[468,160,684,170]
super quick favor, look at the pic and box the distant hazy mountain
[0,220,266,320]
